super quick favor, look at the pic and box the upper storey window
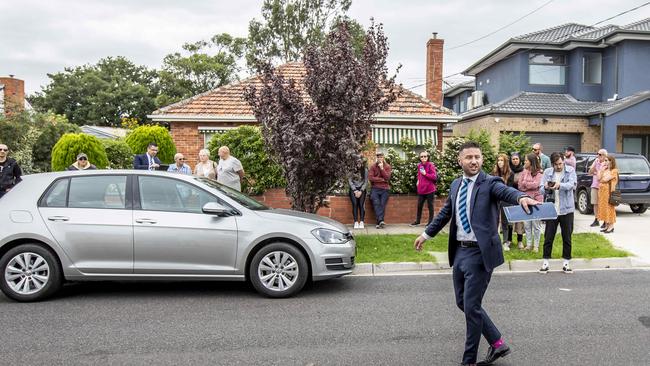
[583,53,602,84]
[529,53,566,85]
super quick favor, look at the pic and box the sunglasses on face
[532,148,540,151]
[0,148,8,152]
[419,155,428,158]
[78,157,87,161]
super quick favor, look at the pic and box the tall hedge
[208,126,285,194]
[125,125,176,163]
[102,138,134,169]
[498,131,531,157]
[51,133,109,171]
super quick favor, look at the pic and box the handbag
[608,175,621,206]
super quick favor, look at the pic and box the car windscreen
[196,177,270,210]
[617,157,650,175]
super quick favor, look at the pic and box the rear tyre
[577,189,593,215]
[630,204,648,214]
[0,244,62,302]
[249,243,309,298]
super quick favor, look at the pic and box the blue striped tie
[458,178,471,234]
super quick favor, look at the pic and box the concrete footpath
[349,205,650,275]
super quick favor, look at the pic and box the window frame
[38,175,132,210]
[582,52,602,85]
[528,52,567,86]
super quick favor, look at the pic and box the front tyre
[577,189,593,214]
[249,243,309,298]
[0,244,62,302]
[630,204,648,214]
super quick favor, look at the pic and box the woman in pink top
[518,153,544,252]
[410,151,437,226]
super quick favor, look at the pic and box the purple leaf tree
[245,20,399,213]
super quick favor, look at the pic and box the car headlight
[311,228,350,244]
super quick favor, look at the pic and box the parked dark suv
[574,153,650,214]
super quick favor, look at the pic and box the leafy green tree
[386,138,419,194]
[246,0,365,67]
[29,56,159,126]
[208,126,285,194]
[102,139,134,169]
[51,133,109,171]
[32,115,81,172]
[0,111,33,151]
[467,129,497,173]
[157,34,247,107]
[124,125,176,164]
[498,131,531,157]
[245,21,399,212]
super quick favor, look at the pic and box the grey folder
[503,202,558,223]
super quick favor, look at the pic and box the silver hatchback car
[0,170,355,302]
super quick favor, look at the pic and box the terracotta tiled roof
[152,62,451,117]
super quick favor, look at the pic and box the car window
[575,156,589,172]
[617,158,650,175]
[139,176,221,213]
[196,177,269,210]
[68,176,127,209]
[43,179,69,207]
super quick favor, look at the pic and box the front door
[38,175,133,274]
[133,175,238,275]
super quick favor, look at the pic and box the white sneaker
[353,222,359,229]
[502,243,510,251]
[359,222,364,229]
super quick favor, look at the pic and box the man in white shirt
[216,146,245,191]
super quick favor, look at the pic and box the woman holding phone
[410,151,437,226]
[518,153,544,252]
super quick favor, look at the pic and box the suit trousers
[543,212,573,260]
[453,247,502,364]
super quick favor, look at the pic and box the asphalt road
[1,270,649,365]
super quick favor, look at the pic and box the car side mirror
[202,202,232,216]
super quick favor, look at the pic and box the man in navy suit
[133,143,162,170]
[414,141,539,366]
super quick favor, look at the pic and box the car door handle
[135,218,157,224]
[47,216,69,222]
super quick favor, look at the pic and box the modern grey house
[453,18,650,158]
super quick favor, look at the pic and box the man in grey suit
[414,141,539,366]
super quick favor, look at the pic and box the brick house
[0,76,26,117]
[453,19,650,159]
[149,35,458,167]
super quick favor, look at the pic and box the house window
[583,53,602,84]
[459,99,466,113]
[529,52,566,85]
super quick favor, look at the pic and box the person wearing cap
[67,153,97,170]
[368,151,392,229]
[564,146,576,169]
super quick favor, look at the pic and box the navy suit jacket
[133,153,161,170]
[424,171,524,271]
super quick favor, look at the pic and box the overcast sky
[2,0,649,96]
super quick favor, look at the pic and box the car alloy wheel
[249,242,308,298]
[577,189,592,215]
[0,244,62,302]
[4,252,50,295]
[258,251,299,292]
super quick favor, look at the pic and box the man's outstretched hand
[519,196,541,214]
[414,235,426,252]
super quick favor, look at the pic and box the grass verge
[354,233,629,264]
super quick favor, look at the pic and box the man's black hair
[147,142,158,149]
[458,141,481,155]
[550,152,564,165]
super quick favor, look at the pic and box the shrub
[102,138,134,169]
[208,126,285,195]
[51,133,109,171]
[0,112,32,151]
[498,131,531,157]
[386,138,419,194]
[125,125,176,163]
[32,118,81,172]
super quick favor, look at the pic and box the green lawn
[354,233,629,264]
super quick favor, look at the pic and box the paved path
[1,272,648,365]
[349,205,650,265]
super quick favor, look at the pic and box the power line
[406,1,650,91]
[446,0,556,51]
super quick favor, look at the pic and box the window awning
[198,126,236,134]
[372,126,438,146]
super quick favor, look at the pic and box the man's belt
[459,241,478,248]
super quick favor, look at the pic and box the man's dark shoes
[590,220,600,227]
[409,221,420,227]
[477,343,511,365]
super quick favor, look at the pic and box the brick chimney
[425,33,444,107]
[0,75,25,117]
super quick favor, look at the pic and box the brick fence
[252,188,447,225]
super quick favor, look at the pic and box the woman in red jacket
[410,151,437,226]
[518,153,544,252]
